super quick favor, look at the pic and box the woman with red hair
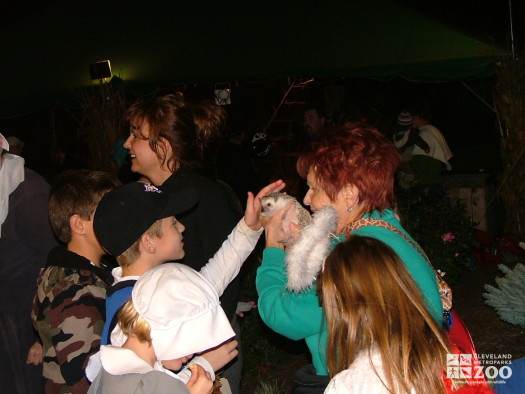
[256,123,442,393]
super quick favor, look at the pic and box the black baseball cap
[94,182,198,256]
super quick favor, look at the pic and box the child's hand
[26,341,43,365]
[199,339,239,371]
[262,201,293,250]
[245,179,285,230]
[235,301,256,318]
[186,364,213,394]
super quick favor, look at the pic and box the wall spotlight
[214,83,231,105]
[89,60,112,82]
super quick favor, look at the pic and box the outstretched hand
[244,179,285,230]
[200,339,239,371]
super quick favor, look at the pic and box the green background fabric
[0,0,507,116]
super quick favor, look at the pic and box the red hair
[297,123,400,212]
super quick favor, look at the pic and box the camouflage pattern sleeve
[32,267,107,394]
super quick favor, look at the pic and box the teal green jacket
[256,209,441,376]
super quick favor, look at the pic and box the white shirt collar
[112,266,140,283]
[100,346,181,379]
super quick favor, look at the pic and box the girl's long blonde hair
[319,235,453,394]
[118,298,152,344]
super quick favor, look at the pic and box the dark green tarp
[0,0,508,116]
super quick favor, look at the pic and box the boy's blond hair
[116,219,163,268]
[117,298,152,344]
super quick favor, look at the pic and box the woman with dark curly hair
[122,91,247,393]
[256,122,442,393]
[123,93,239,306]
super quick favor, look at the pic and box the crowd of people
[0,90,507,394]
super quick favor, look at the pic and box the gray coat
[88,368,189,394]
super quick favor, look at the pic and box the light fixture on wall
[214,82,231,105]
[89,60,112,83]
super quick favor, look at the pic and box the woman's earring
[345,194,354,212]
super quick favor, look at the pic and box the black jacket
[161,168,240,319]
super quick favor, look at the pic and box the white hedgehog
[260,193,338,292]
[260,192,311,246]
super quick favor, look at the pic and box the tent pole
[508,0,517,59]
[459,81,495,113]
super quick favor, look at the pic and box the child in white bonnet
[88,263,234,394]
[85,176,286,393]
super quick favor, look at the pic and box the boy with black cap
[88,180,284,386]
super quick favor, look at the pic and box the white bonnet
[116,263,234,360]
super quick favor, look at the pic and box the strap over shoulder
[343,218,431,263]
[344,217,453,325]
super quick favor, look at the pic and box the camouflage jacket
[32,246,110,394]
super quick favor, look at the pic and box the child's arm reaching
[199,217,260,295]
[199,339,238,371]
[244,179,285,231]
[199,180,285,295]
[176,339,238,384]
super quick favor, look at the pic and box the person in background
[32,170,120,394]
[0,133,58,394]
[392,111,430,188]
[123,91,244,393]
[410,108,453,186]
[319,235,492,394]
[303,105,326,141]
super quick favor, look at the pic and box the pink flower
[441,232,455,242]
